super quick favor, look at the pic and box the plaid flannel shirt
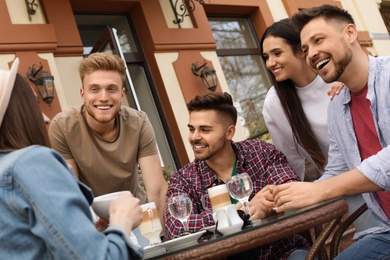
[164,140,310,259]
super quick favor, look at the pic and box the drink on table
[139,202,162,245]
[208,184,231,211]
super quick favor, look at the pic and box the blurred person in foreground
[48,53,167,226]
[164,92,311,259]
[271,5,390,259]
[29,85,51,131]
[0,58,143,259]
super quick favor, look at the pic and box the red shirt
[350,84,390,219]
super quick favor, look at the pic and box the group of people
[0,4,389,260]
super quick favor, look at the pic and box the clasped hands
[243,181,324,220]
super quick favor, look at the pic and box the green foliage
[162,166,172,184]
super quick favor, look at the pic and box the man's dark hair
[187,92,237,126]
[292,4,355,32]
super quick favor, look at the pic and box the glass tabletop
[146,197,344,259]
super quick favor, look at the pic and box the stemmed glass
[200,193,217,223]
[168,193,193,235]
[226,172,253,218]
[200,193,213,214]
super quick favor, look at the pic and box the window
[208,17,272,139]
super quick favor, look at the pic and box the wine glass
[168,194,193,235]
[200,193,213,214]
[200,193,217,224]
[226,172,253,218]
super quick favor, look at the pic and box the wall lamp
[25,0,39,21]
[27,63,55,107]
[192,61,217,92]
[170,0,206,27]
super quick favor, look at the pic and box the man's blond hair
[79,52,126,87]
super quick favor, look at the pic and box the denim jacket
[0,146,143,259]
[320,55,390,237]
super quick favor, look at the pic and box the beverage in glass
[207,184,231,211]
[139,202,162,245]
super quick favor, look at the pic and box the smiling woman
[260,18,337,181]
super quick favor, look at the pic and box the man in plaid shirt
[164,92,310,259]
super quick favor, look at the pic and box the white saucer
[161,230,206,251]
[143,244,167,259]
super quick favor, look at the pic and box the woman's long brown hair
[260,18,326,172]
[0,74,50,150]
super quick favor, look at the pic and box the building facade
[1,0,389,171]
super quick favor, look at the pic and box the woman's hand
[328,82,345,100]
[95,217,109,232]
[109,191,142,235]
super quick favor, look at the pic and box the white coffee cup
[207,184,231,211]
[91,191,122,220]
[139,202,162,245]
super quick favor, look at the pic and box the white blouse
[262,75,333,180]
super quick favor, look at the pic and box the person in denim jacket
[270,5,390,260]
[0,58,143,259]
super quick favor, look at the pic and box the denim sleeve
[12,147,142,259]
[320,125,350,180]
[320,99,352,181]
[357,146,390,191]
[357,56,390,191]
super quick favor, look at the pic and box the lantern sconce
[192,61,218,92]
[27,63,55,107]
[25,0,39,21]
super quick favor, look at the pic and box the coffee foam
[208,184,228,197]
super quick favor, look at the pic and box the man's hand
[235,201,243,211]
[272,182,324,213]
[272,168,383,213]
[139,154,168,231]
[249,185,276,219]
